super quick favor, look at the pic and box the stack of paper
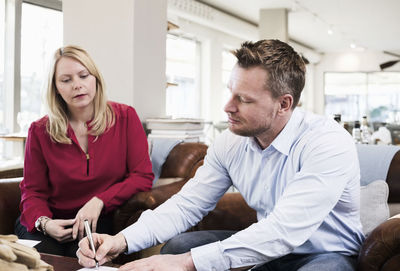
[146,118,205,142]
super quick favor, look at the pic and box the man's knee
[161,230,236,254]
[298,253,357,271]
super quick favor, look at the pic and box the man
[77,40,364,271]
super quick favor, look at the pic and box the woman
[15,45,154,257]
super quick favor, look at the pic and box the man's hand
[73,196,104,240]
[45,218,76,243]
[118,252,195,271]
[77,232,127,267]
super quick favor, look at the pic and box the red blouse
[19,102,154,232]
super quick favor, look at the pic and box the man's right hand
[77,232,127,267]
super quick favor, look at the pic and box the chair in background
[0,167,23,179]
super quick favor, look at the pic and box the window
[166,34,200,118]
[220,49,236,120]
[325,73,367,122]
[20,2,62,132]
[0,0,5,158]
[0,0,5,133]
[368,72,400,123]
[0,0,62,162]
[325,72,400,123]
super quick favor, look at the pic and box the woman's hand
[72,196,104,240]
[45,218,76,243]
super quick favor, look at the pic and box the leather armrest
[112,142,208,234]
[160,142,208,179]
[195,192,257,231]
[357,217,400,271]
[387,151,400,203]
[0,179,22,234]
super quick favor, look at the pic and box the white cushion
[153,177,184,187]
[388,203,400,217]
[360,180,389,236]
[388,213,400,220]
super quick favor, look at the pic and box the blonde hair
[46,45,114,144]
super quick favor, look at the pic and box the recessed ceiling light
[350,42,356,49]
[327,28,333,35]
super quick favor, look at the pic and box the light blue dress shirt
[122,108,365,271]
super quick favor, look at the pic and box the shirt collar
[270,108,303,156]
[245,108,303,156]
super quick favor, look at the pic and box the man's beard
[229,122,271,138]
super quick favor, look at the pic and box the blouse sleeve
[96,106,154,212]
[19,123,53,232]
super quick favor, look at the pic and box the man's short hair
[233,39,306,108]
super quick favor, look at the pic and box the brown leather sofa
[1,142,400,270]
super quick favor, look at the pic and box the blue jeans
[253,253,356,271]
[161,230,357,271]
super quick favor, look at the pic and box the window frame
[3,0,61,133]
[165,33,202,118]
[324,71,400,122]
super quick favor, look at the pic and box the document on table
[16,239,41,247]
[77,266,118,271]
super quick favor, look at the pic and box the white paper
[77,266,118,271]
[16,239,41,247]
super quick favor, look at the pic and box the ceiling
[198,0,400,56]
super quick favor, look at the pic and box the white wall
[168,2,321,120]
[63,0,399,121]
[62,0,321,122]
[170,17,244,122]
[314,50,400,114]
[63,0,167,120]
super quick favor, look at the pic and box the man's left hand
[118,252,195,271]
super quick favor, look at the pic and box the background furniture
[0,167,23,179]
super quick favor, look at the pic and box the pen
[84,219,99,269]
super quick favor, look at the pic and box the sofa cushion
[153,177,184,188]
[357,145,399,186]
[0,178,22,234]
[360,180,389,236]
[150,138,183,185]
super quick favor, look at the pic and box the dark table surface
[40,253,82,271]
[40,253,119,271]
